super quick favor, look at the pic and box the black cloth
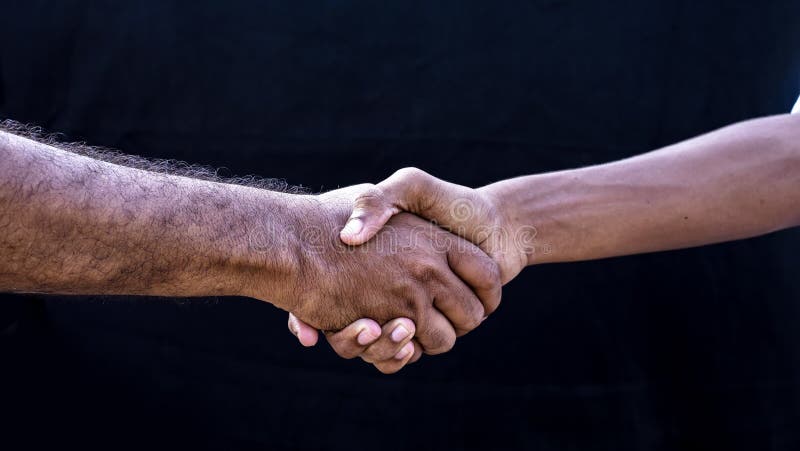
[1,1,800,449]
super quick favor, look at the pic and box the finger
[340,186,399,245]
[342,168,433,246]
[360,318,416,363]
[288,312,319,347]
[369,339,422,374]
[371,341,416,374]
[416,307,457,355]
[446,240,503,316]
[341,168,499,249]
[323,318,382,359]
[340,167,439,246]
[378,168,488,240]
[433,268,486,336]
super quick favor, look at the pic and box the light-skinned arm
[294,113,800,372]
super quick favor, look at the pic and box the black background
[2,1,800,450]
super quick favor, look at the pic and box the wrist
[480,175,563,268]
[269,189,360,327]
[476,183,529,281]
[225,188,312,311]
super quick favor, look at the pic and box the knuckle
[390,285,425,320]
[486,260,502,286]
[472,255,501,290]
[409,260,439,284]
[362,345,394,362]
[325,334,361,359]
[464,303,484,330]
[392,167,432,198]
[421,328,455,355]
[394,166,425,182]
[447,290,484,331]
[354,186,387,211]
[408,296,428,322]
[390,280,416,299]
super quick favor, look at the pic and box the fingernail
[395,342,414,360]
[288,319,298,336]
[390,325,410,343]
[357,327,378,345]
[342,218,363,236]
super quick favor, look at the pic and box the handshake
[3,114,795,375]
[268,114,800,373]
[277,168,534,374]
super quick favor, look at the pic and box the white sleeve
[793,95,800,114]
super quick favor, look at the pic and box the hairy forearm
[0,130,305,308]
[484,114,800,264]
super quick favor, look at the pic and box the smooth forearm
[483,114,800,264]
[0,130,305,308]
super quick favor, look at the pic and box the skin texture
[292,113,800,372]
[0,127,502,354]
[288,184,501,353]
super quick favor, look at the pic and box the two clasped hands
[2,114,797,374]
[287,168,530,374]
[282,114,800,373]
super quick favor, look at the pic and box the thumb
[340,187,399,245]
[340,167,439,245]
[288,312,319,347]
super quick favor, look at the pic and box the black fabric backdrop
[1,1,800,450]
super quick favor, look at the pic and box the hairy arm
[0,124,499,358]
[0,127,304,306]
